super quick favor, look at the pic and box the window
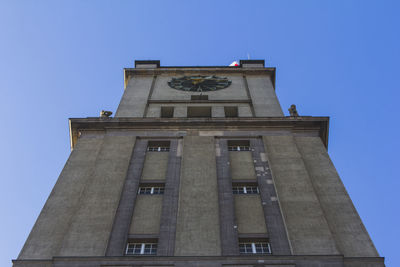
[126,242,157,255]
[227,140,250,151]
[239,241,271,254]
[147,147,169,152]
[160,107,174,118]
[147,141,170,152]
[228,145,250,151]
[187,106,211,118]
[224,106,238,117]
[191,95,208,100]
[232,185,259,195]
[138,186,165,195]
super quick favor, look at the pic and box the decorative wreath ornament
[168,75,231,92]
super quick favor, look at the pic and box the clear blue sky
[0,1,398,266]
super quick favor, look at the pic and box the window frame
[147,141,170,152]
[239,241,271,255]
[232,185,259,195]
[138,185,165,195]
[227,140,251,151]
[125,242,157,255]
[147,146,170,152]
[228,145,250,151]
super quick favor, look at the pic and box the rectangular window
[187,106,211,118]
[126,242,157,255]
[228,140,250,151]
[224,106,238,117]
[191,95,208,100]
[239,241,271,254]
[160,107,174,118]
[232,185,259,195]
[147,141,170,152]
[138,186,165,195]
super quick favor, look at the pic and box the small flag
[229,61,239,67]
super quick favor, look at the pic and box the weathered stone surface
[230,151,256,180]
[158,139,182,256]
[129,195,163,234]
[263,135,339,255]
[212,106,225,117]
[174,136,221,256]
[105,138,146,256]
[295,136,379,257]
[18,133,104,259]
[251,138,291,255]
[246,76,283,117]
[58,134,136,256]
[12,254,385,267]
[115,75,153,117]
[234,195,267,234]
[215,139,240,256]
[141,152,168,180]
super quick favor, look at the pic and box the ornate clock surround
[168,75,232,92]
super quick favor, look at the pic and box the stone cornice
[69,116,329,151]
[124,67,276,89]
[12,255,386,265]
[148,99,252,104]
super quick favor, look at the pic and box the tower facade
[14,60,384,267]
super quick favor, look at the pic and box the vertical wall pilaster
[174,136,221,256]
[58,134,137,256]
[246,75,283,117]
[115,76,154,117]
[263,135,340,255]
[212,107,225,118]
[105,139,147,256]
[157,139,182,256]
[250,138,292,255]
[295,136,379,257]
[216,139,239,256]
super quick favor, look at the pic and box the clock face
[168,75,231,92]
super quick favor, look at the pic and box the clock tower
[14,60,384,267]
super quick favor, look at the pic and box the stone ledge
[12,255,385,267]
[69,117,329,151]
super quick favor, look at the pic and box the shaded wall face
[17,130,380,263]
[17,133,106,259]
[230,151,256,180]
[174,136,221,256]
[294,136,379,257]
[234,195,267,234]
[18,133,137,258]
[129,195,163,235]
[116,73,283,118]
[141,152,168,181]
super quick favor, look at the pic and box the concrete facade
[141,152,168,181]
[234,195,267,234]
[230,151,257,180]
[295,136,379,257]
[17,133,105,259]
[129,195,163,234]
[13,60,384,267]
[174,136,221,256]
